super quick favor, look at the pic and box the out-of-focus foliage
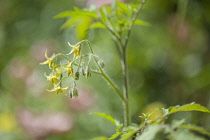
[92,103,210,139]
[1,0,210,139]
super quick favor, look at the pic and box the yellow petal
[44,49,49,59]
[46,88,56,92]
[68,42,74,48]
[40,60,50,65]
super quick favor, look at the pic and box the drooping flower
[47,85,69,95]
[40,50,56,69]
[44,69,61,84]
[44,73,57,84]
[67,42,81,58]
[63,61,73,76]
[69,88,78,98]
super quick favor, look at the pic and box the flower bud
[85,67,91,79]
[73,88,78,98]
[74,71,80,80]
[69,90,73,98]
[69,88,78,98]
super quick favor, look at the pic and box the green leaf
[90,136,108,140]
[78,10,97,18]
[92,112,120,126]
[76,16,92,40]
[116,1,131,16]
[120,125,139,140]
[61,16,81,29]
[181,124,210,137]
[169,103,210,114]
[109,131,124,140]
[99,8,108,23]
[55,9,97,19]
[135,125,163,140]
[134,19,150,26]
[54,11,75,18]
[120,129,136,140]
[90,22,106,29]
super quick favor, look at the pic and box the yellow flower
[40,50,56,69]
[47,85,69,95]
[63,61,73,76]
[68,42,81,58]
[44,69,61,84]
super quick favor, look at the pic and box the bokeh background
[0,0,210,139]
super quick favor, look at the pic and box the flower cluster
[41,40,104,98]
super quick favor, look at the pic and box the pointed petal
[40,60,49,65]
[68,42,74,48]
[45,49,49,59]
[44,72,48,78]
[70,48,75,54]
[46,88,56,92]
[63,85,69,90]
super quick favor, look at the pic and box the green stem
[83,40,126,103]
[99,19,124,56]
[121,47,130,126]
[55,53,71,61]
[101,72,126,103]
[124,0,146,48]
[122,0,146,127]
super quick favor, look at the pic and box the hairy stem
[101,72,127,103]
[84,40,126,103]
[121,47,130,126]
[122,0,146,127]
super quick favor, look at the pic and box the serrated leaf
[116,124,123,132]
[54,11,75,18]
[91,136,108,140]
[181,124,210,137]
[76,16,92,40]
[116,1,131,16]
[134,19,150,26]
[90,22,106,29]
[78,11,97,18]
[61,16,80,29]
[92,112,120,126]
[55,9,97,19]
[169,103,210,114]
[99,8,108,23]
[135,125,163,140]
[120,125,139,140]
[120,129,136,140]
[109,131,124,140]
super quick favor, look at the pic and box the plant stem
[84,40,126,103]
[124,0,146,48]
[121,46,130,126]
[120,0,146,127]
[101,72,127,103]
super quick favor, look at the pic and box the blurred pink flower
[17,110,73,140]
[25,69,46,96]
[8,58,32,81]
[86,0,126,8]
[68,88,95,112]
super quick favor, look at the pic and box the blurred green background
[0,0,210,139]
